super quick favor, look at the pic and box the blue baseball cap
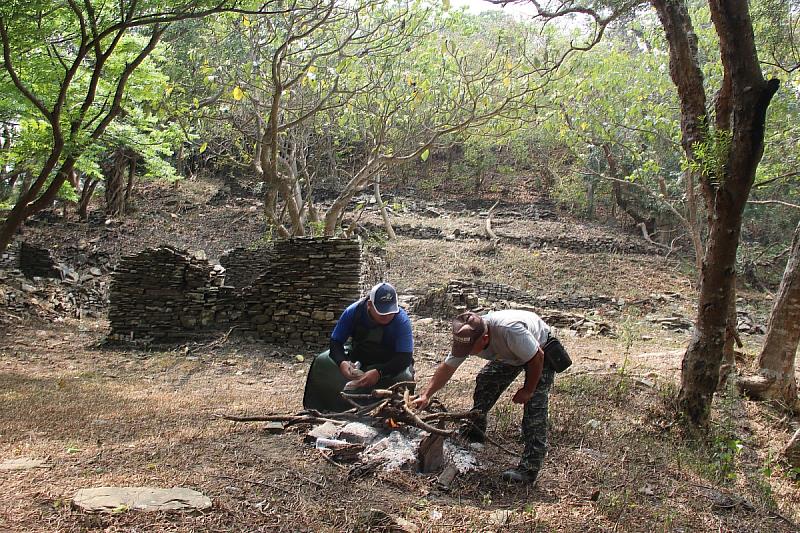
[369,282,399,315]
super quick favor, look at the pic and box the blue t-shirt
[331,299,414,353]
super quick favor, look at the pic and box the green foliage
[690,128,732,185]
[705,383,745,483]
[308,221,326,237]
[1,0,797,254]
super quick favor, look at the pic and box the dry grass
[1,312,798,532]
[2,190,796,531]
[387,237,696,304]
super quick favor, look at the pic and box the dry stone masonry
[19,242,60,278]
[109,238,368,347]
[219,246,276,289]
[0,242,18,270]
[370,223,659,254]
[410,279,617,318]
[109,247,225,341]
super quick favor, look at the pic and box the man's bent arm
[373,351,413,377]
[329,339,348,365]
[420,362,458,399]
[522,348,545,393]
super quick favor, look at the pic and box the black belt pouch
[543,337,572,373]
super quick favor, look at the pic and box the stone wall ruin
[409,279,618,318]
[109,238,374,347]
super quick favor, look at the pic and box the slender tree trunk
[586,180,596,220]
[105,150,128,218]
[124,157,136,210]
[738,221,800,405]
[718,277,739,389]
[78,178,98,220]
[0,169,22,201]
[685,169,704,275]
[374,175,396,240]
[176,144,185,178]
[0,139,65,252]
[324,158,383,236]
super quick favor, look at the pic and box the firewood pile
[221,382,479,438]
[220,382,484,480]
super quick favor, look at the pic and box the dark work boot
[456,421,485,444]
[501,467,538,484]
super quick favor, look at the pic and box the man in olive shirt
[413,309,556,484]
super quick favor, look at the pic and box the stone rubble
[409,279,617,336]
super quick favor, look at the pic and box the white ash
[311,421,479,473]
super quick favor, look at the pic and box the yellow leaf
[164,85,173,96]
[199,142,208,154]
[503,76,511,87]
[232,86,244,101]
[242,16,251,27]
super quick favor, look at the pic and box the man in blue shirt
[303,282,414,411]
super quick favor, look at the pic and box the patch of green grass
[597,487,632,520]
[491,402,520,436]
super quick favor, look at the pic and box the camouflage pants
[470,360,555,473]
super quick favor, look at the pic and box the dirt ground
[1,181,799,532]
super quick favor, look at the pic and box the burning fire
[386,418,400,429]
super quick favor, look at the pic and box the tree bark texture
[78,178,98,220]
[740,221,800,405]
[374,177,396,240]
[105,150,131,218]
[653,0,780,426]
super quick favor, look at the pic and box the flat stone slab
[73,487,212,513]
[0,458,50,471]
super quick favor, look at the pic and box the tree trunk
[324,158,384,236]
[124,157,136,210]
[586,180,596,220]
[61,169,80,218]
[718,277,739,389]
[176,144,185,178]
[0,169,22,202]
[679,205,740,423]
[652,0,780,426]
[78,178,98,220]
[105,150,128,218]
[738,221,800,405]
[684,169,704,275]
[605,144,655,233]
[374,176,396,240]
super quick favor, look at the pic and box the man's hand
[512,388,534,404]
[411,393,430,410]
[339,361,364,380]
[348,368,380,389]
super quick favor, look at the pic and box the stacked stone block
[19,242,60,278]
[108,238,365,349]
[0,242,19,270]
[238,238,361,346]
[219,246,276,288]
[108,247,224,342]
